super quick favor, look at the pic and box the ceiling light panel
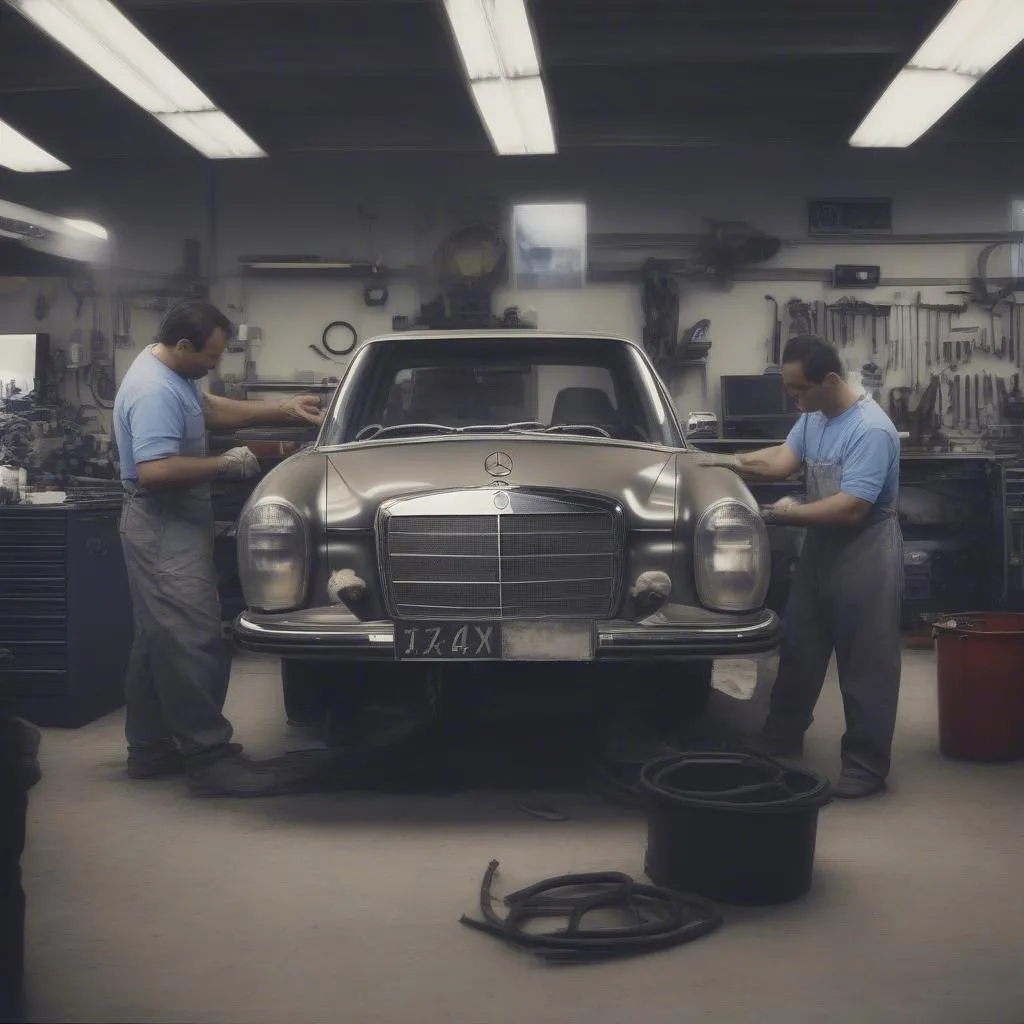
[850,0,1024,147]
[5,0,265,159]
[0,118,69,172]
[444,0,556,156]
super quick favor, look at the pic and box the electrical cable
[321,321,357,356]
[458,861,722,963]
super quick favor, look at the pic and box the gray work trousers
[765,514,904,780]
[119,486,233,760]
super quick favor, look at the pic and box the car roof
[361,330,641,346]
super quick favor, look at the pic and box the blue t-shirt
[784,397,900,508]
[114,347,207,482]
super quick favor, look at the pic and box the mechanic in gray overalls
[113,301,323,796]
[702,335,902,798]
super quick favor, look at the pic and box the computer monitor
[721,374,789,417]
[720,373,800,440]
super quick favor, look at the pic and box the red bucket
[933,613,1024,761]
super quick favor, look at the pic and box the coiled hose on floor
[459,861,722,963]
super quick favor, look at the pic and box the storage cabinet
[0,501,133,727]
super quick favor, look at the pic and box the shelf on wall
[236,380,338,392]
[236,257,419,280]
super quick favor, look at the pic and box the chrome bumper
[233,605,780,661]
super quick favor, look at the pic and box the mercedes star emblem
[484,451,513,477]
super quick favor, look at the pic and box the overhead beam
[544,33,906,64]
[0,33,908,96]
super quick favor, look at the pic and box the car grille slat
[379,496,623,620]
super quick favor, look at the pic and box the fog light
[328,568,367,605]
[631,570,672,616]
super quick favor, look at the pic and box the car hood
[324,435,681,529]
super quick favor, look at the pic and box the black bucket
[639,751,832,906]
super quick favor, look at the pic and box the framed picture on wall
[512,202,587,290]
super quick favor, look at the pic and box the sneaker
[831,769,886,800]
[186,749,314,797]
[127,742,185,780]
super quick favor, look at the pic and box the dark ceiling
[0,0,1021,166]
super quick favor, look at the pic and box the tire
[654,660,712,722]
[281,660,333,727]
[590,661,712,748]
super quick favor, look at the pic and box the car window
[321,337,682,447]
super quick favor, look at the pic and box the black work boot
[185,746,314,797]
[832,768,886,799]
[127,740,184,780]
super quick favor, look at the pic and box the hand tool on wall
[765,295,781,365]
[975,374,980,429]
[917,299,925,385]
[893,308,899,370]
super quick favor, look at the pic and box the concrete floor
[20,650,1024,1024]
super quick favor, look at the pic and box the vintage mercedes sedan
[232,332,780,731]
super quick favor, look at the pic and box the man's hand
[760,495,801,524]
[218,447,261,481]
[279,394,324,426]
[694,444,801,482]
[696,454,742,471]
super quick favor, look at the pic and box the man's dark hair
[157,301,232,351]
[781,334,843,383]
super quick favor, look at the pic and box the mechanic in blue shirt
[703,335,902,798]
[114,301,323,796]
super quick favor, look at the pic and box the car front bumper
[233,604,780,661]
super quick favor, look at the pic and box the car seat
[550,387,621,432]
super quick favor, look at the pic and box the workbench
[689,438,1009,620]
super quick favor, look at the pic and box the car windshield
[320,336,682,447]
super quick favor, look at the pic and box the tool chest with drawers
[0,501,133,727]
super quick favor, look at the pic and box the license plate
[395,621,501,661]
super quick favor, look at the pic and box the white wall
[1,145,1022,428]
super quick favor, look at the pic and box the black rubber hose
[459,861,722,963]
[321,320,357,356]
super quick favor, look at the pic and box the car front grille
[378,493,623,619]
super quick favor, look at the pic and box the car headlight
[694,499,770,613]
[237,500,309,612]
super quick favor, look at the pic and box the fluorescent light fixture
[156,111,265,160]
[5,0,265,159]
[445,0,539,79]
[471,78,556,155]
[443,0,557,155]
[0,117,69,172]
[0,198,109,263]
[61,218,108,240]
[851,0,1024,147]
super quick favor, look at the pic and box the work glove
[696,453,742,471]
[218,446,261,480]
[760,495,801,524]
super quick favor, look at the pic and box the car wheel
[281,660,333,727]
[607,660,711,723]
